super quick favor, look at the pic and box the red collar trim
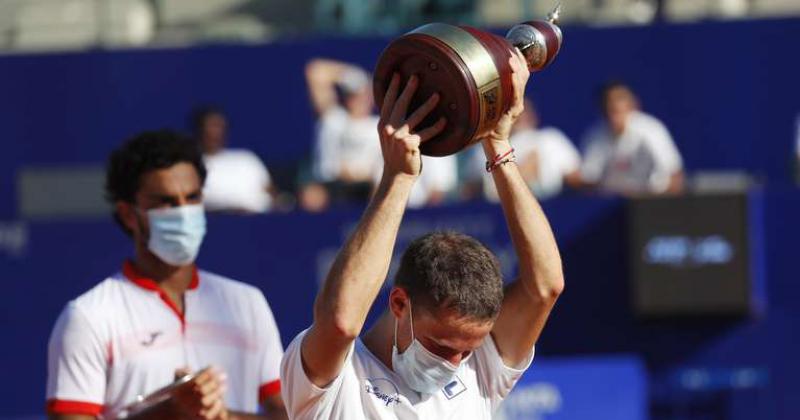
[123,260,198,330]
[122,261,200,291]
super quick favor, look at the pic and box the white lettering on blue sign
[643,235,733,267]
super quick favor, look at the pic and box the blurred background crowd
[194,61,688,214]
[0,0,798,218]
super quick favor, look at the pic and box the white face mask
[145,204,206,266]
[392,301,472,394]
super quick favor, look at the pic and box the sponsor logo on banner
[643,235,734,267]
[496,382,562,420]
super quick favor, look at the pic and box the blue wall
[1,19,799,217]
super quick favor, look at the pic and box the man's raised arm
[487,51,565,367]
[301,74,446,387]
[305,59,366,116]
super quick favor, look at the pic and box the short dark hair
[105,130,207,234]
[189,105,225,139]
[394,231,504,321]
[598,80,635,109]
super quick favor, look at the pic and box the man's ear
[389,287,410,319]
[116,201,139,236]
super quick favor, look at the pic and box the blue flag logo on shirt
[442,376,466,400]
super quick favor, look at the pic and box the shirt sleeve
[247,151,272,189]
[643,117,683,191]
[463,146,486,183]
[253,292,285,403]
[474,335,535,412]
[313,108,347,182]
[46,302,107,416]
[580,127,610,184]
[428,155,458,192]
[280,329,354,420]
[510,130,537,162]
[552,130,581,175]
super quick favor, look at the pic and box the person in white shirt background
[303,58,459,211]
[405,154,459,208]
[47,131,288,420]
[281,51,564,419]
[579,81,685,196]
[463,98,581,202]
[301,59,382,210]
[193,106,277,214]
[381,142,459,209]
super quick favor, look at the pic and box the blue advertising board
[498,356,647,420]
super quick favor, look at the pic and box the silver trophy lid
[505,3,563,71]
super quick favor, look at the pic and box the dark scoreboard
[628,193,766,317]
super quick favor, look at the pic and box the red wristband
[486,148,516,172]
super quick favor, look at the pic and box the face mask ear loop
[393,313,399,349]
[394,298,414,350]
[408,299,415,342]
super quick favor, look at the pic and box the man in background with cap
[301,58,382,210]
[301,58,460,211]
[579,81,684,196]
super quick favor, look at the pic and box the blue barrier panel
[497,356,647,420]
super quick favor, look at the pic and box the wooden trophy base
[373,24,514,157]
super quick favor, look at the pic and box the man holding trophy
[280,8,566,416]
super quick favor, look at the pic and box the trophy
[373,4,564,156]
[113,372,198,418]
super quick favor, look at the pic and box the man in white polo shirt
[46,131,288,420]
[281,50,565,419]
[464,98,581,201]
[580,81,684,195]
[303,58,382,208]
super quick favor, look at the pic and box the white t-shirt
[203,149,273,213]
[581,110,683,194]
[468,128,580,201]
[371,155,458,209]
[280,330,534,420]
[408,155,458,208]
[313,107,382,183]
[513,127,580,199]
[46,262,284,418]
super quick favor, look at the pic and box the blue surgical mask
[391,301,471,394]
[145,204,206,266]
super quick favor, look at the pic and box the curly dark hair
[395,231,504,321]
[105,130,207,234]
